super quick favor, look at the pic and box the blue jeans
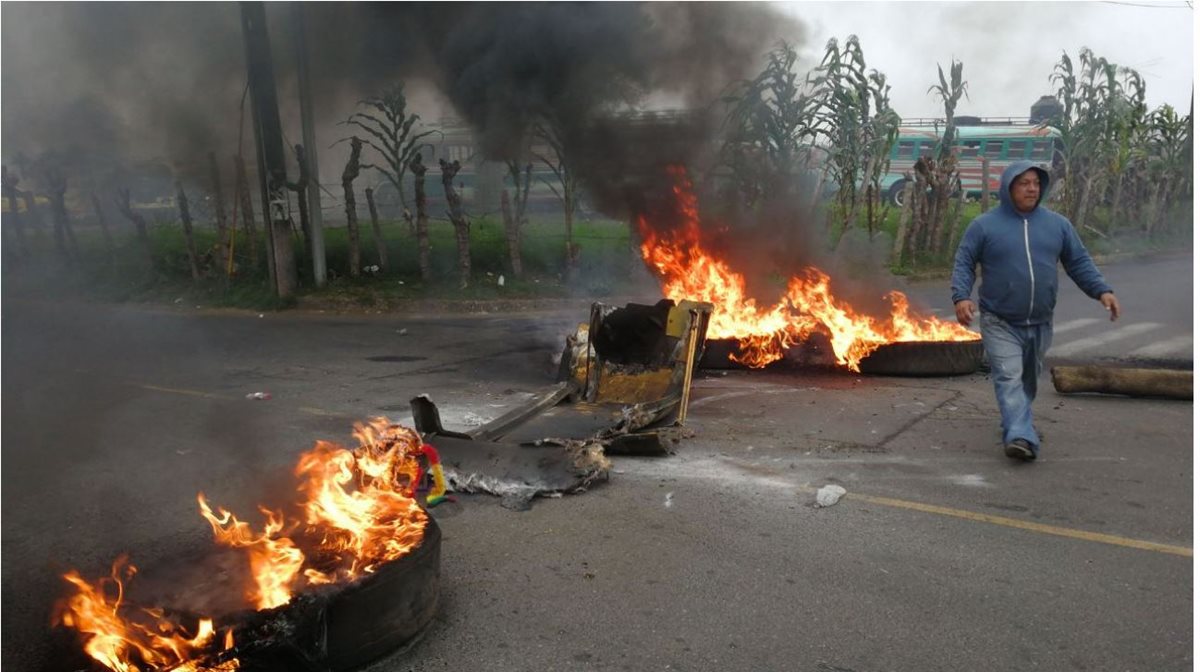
[979,311,1053,452]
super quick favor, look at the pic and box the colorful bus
[881,124,1064,206]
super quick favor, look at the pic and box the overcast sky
[778,1,1194,120]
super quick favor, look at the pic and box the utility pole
[240,1,297,298]
[292,2,326,287]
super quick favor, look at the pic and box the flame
[59,418,432,671]
[197,496,304,611]
[294,422,428,581]
[639,166,978,371]
[54,556,239,672]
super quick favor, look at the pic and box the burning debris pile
[54,418,443,672]
[638,166,980,372]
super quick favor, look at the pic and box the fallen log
[1051,365,1192,400]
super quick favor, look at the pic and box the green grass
[6,200,1187,311]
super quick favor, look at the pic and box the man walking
[951,160,1120,461]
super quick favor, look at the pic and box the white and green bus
[881,123,1064,206]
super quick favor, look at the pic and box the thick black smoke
[3,2,802,204]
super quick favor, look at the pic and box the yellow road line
[138,383,344,418]
[845,492,1192,558]
[138,384,232,401]
[298,406,340,416]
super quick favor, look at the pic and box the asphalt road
[902,253,1194,366]
[1,254,1192,672]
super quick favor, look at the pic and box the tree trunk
[343,137,363,278]
[1051,365,1192,400]
[929,184,947,255]
[1072,174,1094,231]
[208,152,229,259]
[90,193,113,259]
[440,159,470,289]
[503,161,531,279]
[175,182,202,281]
[365,186,388,271]
[234,156,259,269]
[20,190,45,236]
[1109,171,1125,235]
[1143,182,1160,236]
[410,154,431,282]
[116,188,155,267]
[501,189,522,277]
[44,169,77,262]
[891,182,913,265]
[286,144,312,261]
[944,187,967,258]
[1,166,28,257]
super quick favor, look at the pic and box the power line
[1099,1,1190,7]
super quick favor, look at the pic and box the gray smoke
[2,2,802,197]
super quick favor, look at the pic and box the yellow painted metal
[676,309,701,425]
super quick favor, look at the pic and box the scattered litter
[363,264,381,275]
[947,405,958,411]
[245,392,272,400]
[174,297,183,304]
[460,411,490,427]
[814,484,847,508]
[175,449,192,456]
[664,492,674,508]
[258,314,264,318]
[397,328,408,335]
[498,274,505,287]
[398,280,405,285]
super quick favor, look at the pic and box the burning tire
[858,340,984,377]
[322,516,441,670]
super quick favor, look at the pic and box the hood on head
[998,160,1049,214]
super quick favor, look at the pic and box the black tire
[325,517,441,670]
[858,340,985,377]
[886,180,909,207]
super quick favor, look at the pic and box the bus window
[983,140,1004,159]
[1005,141,1028,160]
[958,141,980,158]
[917,141,935,158]
[1030,139,1053,160]
[893,140,916,160]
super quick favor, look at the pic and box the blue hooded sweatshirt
[950,160,1112,326]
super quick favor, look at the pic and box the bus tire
[886,180,909,207]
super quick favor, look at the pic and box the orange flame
[638,166,978,371]
[54,556,239,672]
[59,418,431,671]
[197,496,304,611]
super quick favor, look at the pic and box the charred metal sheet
[468,381,576,442]
[407,300,711,509]
[427,434,610,511]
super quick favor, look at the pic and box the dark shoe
[1004,439,1037,461]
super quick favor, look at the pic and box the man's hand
[1099,292,1120,321]
[955,299,977,327]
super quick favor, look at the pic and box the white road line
[1053,317,1102,334]
[1129,334,1194,358]
[1049,322,1164,357]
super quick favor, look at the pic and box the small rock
[814,484,847,508]
[664,492,674,508]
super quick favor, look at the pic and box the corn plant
[719,42,822,213]
[340,84,438,212]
